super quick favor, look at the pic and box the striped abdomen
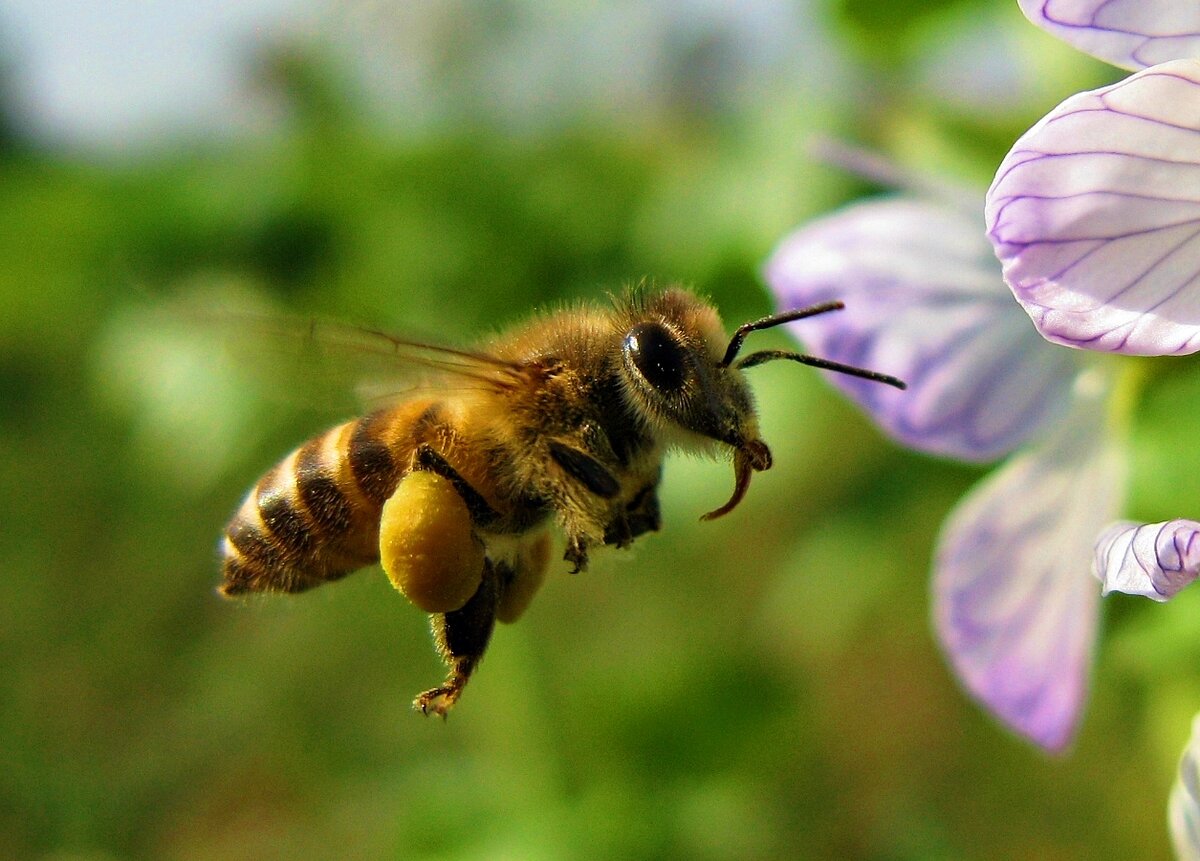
[219,401,436,596]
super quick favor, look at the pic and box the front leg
[547,436,621,574]
[603,480,662,548]
[563,534,590,574]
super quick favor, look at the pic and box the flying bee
[219,286,905,716]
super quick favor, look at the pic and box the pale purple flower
[1095,519,1200,599]
[1172,712,1200,861]
[934,370,1123,751]
[995,2,1200,845]
[764,197,1078,461]
[987,59,1200,356]
[989,1,1200,358]
[1018,0,1200,71]
[765,192,1121,751]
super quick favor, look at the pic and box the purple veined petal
[765,196,1079,461]
[1172,713,1200,861]
[987,59,1200,357]
[1094,518,1200,600]
[1019,0,1200,71]
[933,369,1125,752]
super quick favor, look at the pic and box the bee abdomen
[220,412,407,596]
[346,408,402,506]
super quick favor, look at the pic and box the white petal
[987,59,1200,356]
[933,369,1125,751]
[1019,0,1200,71]
[765,196,1079,461]
[1094,519,1200,600]
[1172,713,1200,861]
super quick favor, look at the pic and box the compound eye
[624,322,686,392]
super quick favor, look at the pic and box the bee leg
[547,440,620,499]
[603,481,662,548]
[602,514,633,549]
[547,437,626,574]
[414,558,500,717]
[625,482,662,541]
[563,536,589,574]
[414,444,501,528]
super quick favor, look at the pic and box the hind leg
[389,445,498,716]
[413,558,501,716]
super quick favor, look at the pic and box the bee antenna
[735,349,906,389]
[721,301,846,367]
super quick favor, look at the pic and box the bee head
[617,288,905,520]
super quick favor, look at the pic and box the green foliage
[0,6,1184,860]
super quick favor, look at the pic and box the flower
[987,5,1200,357]
[1094,519,1200,601]
[1016,0,1200,71]
[770,0,1200,852]
[932,368,1122,751]
[764,197,1077,461]
[986,59,1200,356]
[985,1,1200,852]
[764,188,1123,752]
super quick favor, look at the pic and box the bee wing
[292,316,528,407]
[187,305,528,412]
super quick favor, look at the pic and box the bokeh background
[5,1,1200,858]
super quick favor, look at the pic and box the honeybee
[219,286,904,716]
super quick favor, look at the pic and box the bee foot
[413,685,462,718]
[563,538,589,574]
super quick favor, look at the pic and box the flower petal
[1172,713,1200,861]
[765,197,1078,461]
[987,59,1200,356]
[1018,0,1200,71]
[933,370,1125,751]
[1094,519,1200,600]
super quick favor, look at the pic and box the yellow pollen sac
[379,470,485,613]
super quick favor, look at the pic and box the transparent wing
[261,314,527,404]
[172,300,529,413]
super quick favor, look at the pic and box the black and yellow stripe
[219,414,406,596]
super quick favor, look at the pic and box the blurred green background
[4,1,1199,858]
